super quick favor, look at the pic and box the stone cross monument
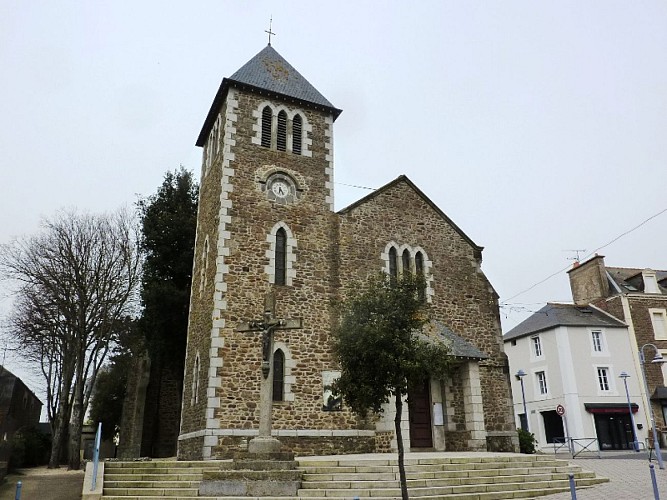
[235,291,301,454]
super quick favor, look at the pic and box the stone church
[177,44,517,460]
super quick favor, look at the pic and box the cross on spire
[265,16,276,46]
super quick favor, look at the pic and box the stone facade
[177,45,517,459]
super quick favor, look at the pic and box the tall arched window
[272,349,285,402]
[277,111,287,151]
[261,106,272,148]
[415,251,425,302]
[292,114,302,155]
[402,249,411,274]
[275,228,287,285]
[389,247,398,280]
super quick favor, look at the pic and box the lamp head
[619,371,629,379]
[651,353,666,365]
[515,369,527,380]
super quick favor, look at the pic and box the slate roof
[419,321,488,360]
[197,45,341,146]
[606,266,667,295]
[503,303,626,341]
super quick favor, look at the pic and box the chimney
[567,255,609,305]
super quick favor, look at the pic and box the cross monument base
[248,435,281,454]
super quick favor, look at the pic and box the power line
[501,206,667,304]
[334,181,375,191]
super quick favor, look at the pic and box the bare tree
[1,208,141,469]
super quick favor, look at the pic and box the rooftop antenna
[265,15,276,46]
[565,249,587,263]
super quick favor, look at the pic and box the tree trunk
[49,358,75,468]
[395,388,409,500]
[48,407,67,468]
[68,359,85,470]
[68,392,83,470]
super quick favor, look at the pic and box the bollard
[650,464,660,500]
[568,473,577,500]
[14,481,22,500]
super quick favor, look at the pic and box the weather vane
[265,16,276,46]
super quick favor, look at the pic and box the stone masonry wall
[628,295,667,428]
[179,89,375,459]
[179,83,518,457]
[337,181,517,449]
[605,295,667,428]
[178,97,226,458]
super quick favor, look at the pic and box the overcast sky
[2,1,666,399]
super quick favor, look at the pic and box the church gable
[338,175,483,259]
[337,175,499,341]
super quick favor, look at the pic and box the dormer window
[643,269,660,294]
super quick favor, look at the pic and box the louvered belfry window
[275,228,287,285]
[272,349,285,401]
[261,106,272,148]
[292,114,302,155]
[277,111,287,151]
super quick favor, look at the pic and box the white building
[504,303,649,452]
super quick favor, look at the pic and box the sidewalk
[543,451,667,499]
[0,466,84,500]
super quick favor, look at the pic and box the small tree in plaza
[332,273,452,500]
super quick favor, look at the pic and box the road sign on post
[556,404,565,416]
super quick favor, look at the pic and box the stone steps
[100,454,608,499]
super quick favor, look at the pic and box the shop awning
[584,403,638,414]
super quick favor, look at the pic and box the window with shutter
[277,111,287,151]
[292,114,302,155]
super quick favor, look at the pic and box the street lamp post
[619,371,640,452]
[639,344,665,469]
[516,369,529,432]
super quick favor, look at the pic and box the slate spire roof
[197,45,341,146]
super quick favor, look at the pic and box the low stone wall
[177,435,205,460]
[374,431,393,453]
[486,431,519,453]
[209,435,376,458]
[445,430,471,451]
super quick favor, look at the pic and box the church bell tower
[178,45,346,460]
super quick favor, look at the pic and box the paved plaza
[544,451,667,499]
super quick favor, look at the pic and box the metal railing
[552,437,601,458]
[91,422,102,491]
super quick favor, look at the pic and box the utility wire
[334,181,375,191]
[501,206,667,305]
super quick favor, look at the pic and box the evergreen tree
[333,273,452,500]
[137,168,198,374]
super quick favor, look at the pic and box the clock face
[265,173,298,203]
[271,180,289,198]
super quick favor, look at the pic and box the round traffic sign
[556,404,565,416]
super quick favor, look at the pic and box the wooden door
[408,379,433,448]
